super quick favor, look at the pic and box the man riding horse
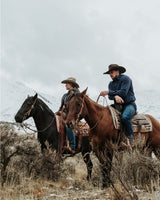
[100,64,137,148]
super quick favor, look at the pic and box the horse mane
[72,92,107,113]
[37,98,55,117]
[84,94,106,111]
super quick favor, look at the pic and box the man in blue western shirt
[100,64,137,147]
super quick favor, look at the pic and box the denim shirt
[108,74,136,104]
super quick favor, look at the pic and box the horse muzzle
[15,114,23,123]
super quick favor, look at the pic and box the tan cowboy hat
[103,64,126,74]
[61,77,79,88]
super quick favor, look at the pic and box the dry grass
[0,123,160,200]
[0,124,63,185]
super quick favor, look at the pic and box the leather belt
[125,101,135,105]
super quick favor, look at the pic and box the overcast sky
[1,0,160,97]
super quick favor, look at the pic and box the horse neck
[32,100,53,131]
[84,96,105,127]
[83,96,114,136]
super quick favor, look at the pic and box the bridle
[70,95,107,130]
[74,96,85,126]
[66,94,85,129]
[23,98,37,121]
[22,97,55,133]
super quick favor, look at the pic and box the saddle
[109,106,152,133]
[55,115,89,136]
[74,121,89,136]
[55,115,89,154]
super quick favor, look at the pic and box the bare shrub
[111,142,160,199]
[31,142,64,181]
[0,123,64,186]
[112,138,160,189]
[92,138,160,199]
[0,123,25,185]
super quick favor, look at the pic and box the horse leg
[97,148,113,188]
[81,136,93,181]
[81,151,93,181]
[103,148,113,188]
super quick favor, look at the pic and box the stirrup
[63,146,75,154]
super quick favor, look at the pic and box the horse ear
[33,93,38,100]
[81,87,88,97]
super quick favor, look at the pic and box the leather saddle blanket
[55,115,89,136]
[55,115,89,153]
[74,121,89,136]
[74,121,89,151]
[108,106,152,133]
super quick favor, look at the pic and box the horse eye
[75,109,80,114]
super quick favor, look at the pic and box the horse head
[66,88,88,129]
[15,93,38,123]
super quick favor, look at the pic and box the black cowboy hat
[61,77,79,88]
[103,64,126,74]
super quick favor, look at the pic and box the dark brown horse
[15,93,93,180]
[65,88,160,187]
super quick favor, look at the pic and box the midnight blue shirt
[108,74,136,104]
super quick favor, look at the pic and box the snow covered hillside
[1,76,160,123]
[0,77,59,123]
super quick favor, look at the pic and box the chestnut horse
[65,88,160,187]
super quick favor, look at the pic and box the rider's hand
[55,111,62,115]
[114,95,124,104]
[100,91,109,97]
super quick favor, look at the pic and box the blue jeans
[121,103,137,143]
[66,127,76,150]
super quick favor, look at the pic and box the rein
[96,94,109,106]
[89,95,107,131]
[22,117,55,133]
[89,112,103,131]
